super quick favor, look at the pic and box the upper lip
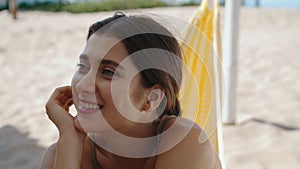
[78,99,104,109]
[79,99,98,105]
[78,96,103,106]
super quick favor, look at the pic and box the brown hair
[87,12,182,117]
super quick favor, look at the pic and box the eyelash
[76,63,119,78]
[102,68,115,76]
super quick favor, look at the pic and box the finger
[66,98,73,107]
[60,92,73,105]
[61,87,73,102]
[57,86,72,93]
[61,87,73,98]
[64,98,73,111]
[49,86,72,100]
[46,86,72,112]
[49,86,72,105]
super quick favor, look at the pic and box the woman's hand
[45,86,85,140]
[45,86,85,169]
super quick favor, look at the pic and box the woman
[40,12,222,169]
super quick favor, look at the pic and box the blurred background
[1,0,300,13]
[0,0,299,169]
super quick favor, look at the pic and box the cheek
[110,79,133,112]
[71,73,81,102]
[129,78,147,110]
[94,78,116,107]
[110,83,127,104]
[71,74,79,88]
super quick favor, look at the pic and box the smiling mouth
[79,101,103,110]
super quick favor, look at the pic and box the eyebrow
[101,59,124,70]
[79,54,124,70]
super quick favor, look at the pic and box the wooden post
[8,0,17,20]
[222,0,240,124]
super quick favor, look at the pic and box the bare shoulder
[39,143,57,169]
[154,117,222,169]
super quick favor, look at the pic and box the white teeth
[79,101,100,110]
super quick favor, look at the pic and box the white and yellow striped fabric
[180,0,224,160]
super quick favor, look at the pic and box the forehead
[83,34,129,63]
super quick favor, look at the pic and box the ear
[143,86,165,112]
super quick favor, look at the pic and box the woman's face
[71,34,149,133]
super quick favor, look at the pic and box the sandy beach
[0,6,299,169]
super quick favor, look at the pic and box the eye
[100,67,122,79]
[102,68,115,76]
[76,63,89,73]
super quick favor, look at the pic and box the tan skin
[40,34,222,169]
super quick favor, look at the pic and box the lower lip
[77,106,99,115]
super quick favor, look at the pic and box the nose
[76,71,96,95]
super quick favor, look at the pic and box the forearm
[54,132,84,169]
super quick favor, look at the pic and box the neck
[94,146,153,169]
[90,122,157,159]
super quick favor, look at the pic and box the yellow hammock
[180,0,224,160]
